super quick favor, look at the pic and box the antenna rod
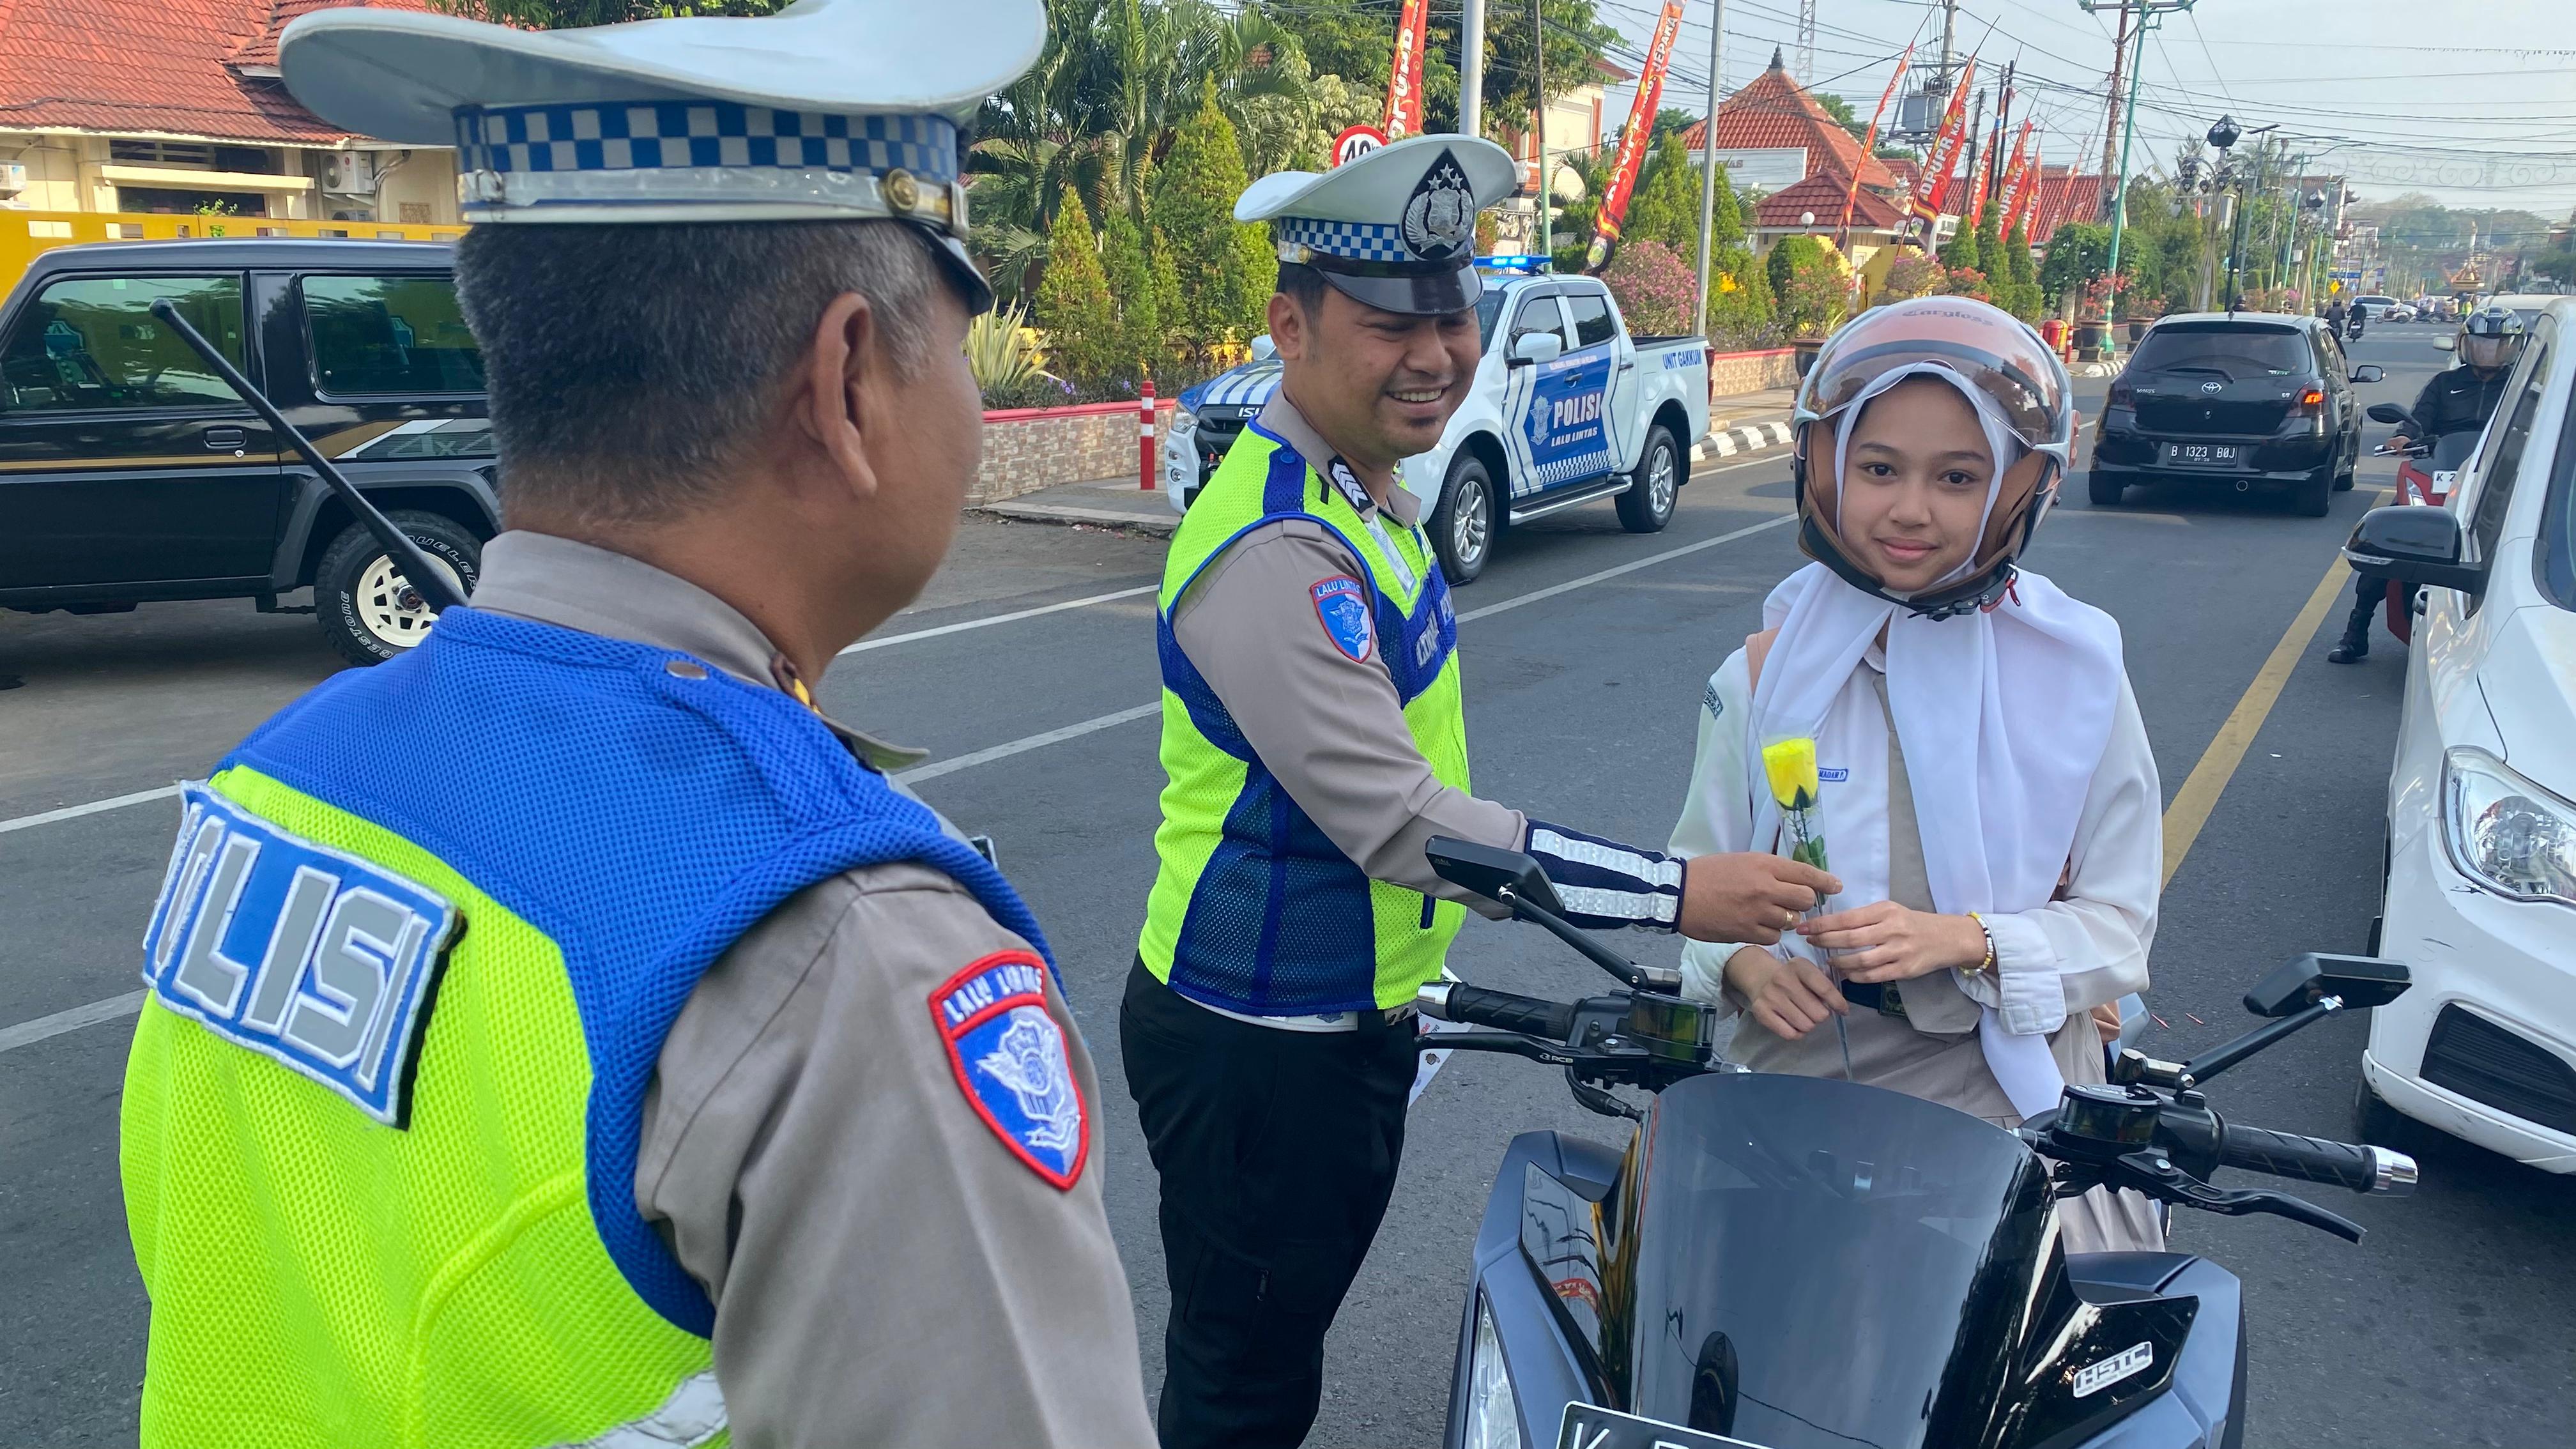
[150,297,466,615]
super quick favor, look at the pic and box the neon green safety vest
[120,604,1051,1447]
[1138,421,1472,1015]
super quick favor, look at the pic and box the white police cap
[277,0,1043,310]
[1236,134,1516,315]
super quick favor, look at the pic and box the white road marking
[1459,513,1796,622]
[841,583,1157,656]
[892,703,1163,785]
[0,785,179,837]
[0,990,146,1056]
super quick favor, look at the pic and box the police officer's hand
[1723,946,1847,1040]
[1677,852,1841,944]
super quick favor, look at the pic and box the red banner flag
[1586,0,1687,265]
[1382,0,1430,140]
[2004,125,2042,237]
[1837,43,1912,246]
[1912,57,1978,220]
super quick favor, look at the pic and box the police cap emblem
[1402,149,1476,261]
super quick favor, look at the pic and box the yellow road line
[2159,495,2391,889]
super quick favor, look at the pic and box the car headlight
[1461,1292,1522,1449]
[1170,406,1197,438]
[2443,747,2576,907]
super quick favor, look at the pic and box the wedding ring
[1783,909,1798,930]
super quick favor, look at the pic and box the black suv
[2088,312,2383,517]
[0,240,495,664]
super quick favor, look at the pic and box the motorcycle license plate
[2163,442,2240,467]
[1560,1402,1773,1449]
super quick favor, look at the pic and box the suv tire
[318,511,482,667]
[2291,461,2334,518]
[2088,470,2126,507]
[1432,453,1498,584]
[1615,425,1680,533]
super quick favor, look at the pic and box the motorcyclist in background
[2327,307,2527,663]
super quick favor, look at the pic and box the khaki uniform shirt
[470,532,1154,1449]
[1169,394,1526,912]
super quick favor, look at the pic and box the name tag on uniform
[142,782,461,1128]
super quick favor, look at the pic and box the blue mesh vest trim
[221,606,1052,1338]
[1153,433,1459,1013]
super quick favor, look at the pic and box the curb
[974,500,1179,538]
[1693,418,1793,463]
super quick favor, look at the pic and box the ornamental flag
[1585,0,1687,266]
[1839,42,1912,245]
[1913,56,1978,220]
[2005,125,2043,238]
[1382,0,1430,141]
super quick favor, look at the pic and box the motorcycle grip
[1443,985,1581,1041]
[2219,1124,2408,1195]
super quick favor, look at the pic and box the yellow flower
[1762,737,1821,811]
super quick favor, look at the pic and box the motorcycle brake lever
[2109,1149,2366,1243]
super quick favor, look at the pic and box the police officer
[1120,136,1841,1448]
[116,3,1156,1445]
[2327,306,2524,663]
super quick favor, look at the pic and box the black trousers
[2342,571,2422,643]
[1119,959,1417,1449]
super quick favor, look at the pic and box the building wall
[973,400,1176,504]
[369,150,461,226]
[0,135,89,210]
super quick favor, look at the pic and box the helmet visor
[1795,296,2074,470]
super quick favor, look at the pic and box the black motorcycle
[1416,838,2417,1449]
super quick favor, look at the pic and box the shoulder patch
[1310,576,1375,662]
[141,781,461,1128]
[1702,677,1724,720]
[931,951,1089,1190]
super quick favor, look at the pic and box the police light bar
[1476,254,1552,273]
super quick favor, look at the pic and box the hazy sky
[1584,0,2576,221]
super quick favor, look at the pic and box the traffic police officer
[116,3,1155,1445]
[1121,135,1841,1448]
[2327,305,2526,663]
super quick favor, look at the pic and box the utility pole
[2278,150,2304,290]
[2098,1,2129,184]
[1692,0,1728,323]
[1531,0,1550,263]
[1460,0,1485,140]
[1989,61,2016,208]
[2082,0,2191,355]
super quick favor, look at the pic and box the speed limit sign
[1331,125,1388,168]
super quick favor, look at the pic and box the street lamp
[2205,116,2246,312]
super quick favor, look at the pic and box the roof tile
[0,0,435,146]
[1678,52,1895,192]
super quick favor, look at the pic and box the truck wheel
[1432,454,1497,584]
[316,511,481,667]
[1616,425,1680,533]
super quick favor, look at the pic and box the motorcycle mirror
[2244,952,2410,1018]
[1425,837,1566,915]
[2352,364,2385,383]
[2433,335,2456,352]
[2366,402,2411,425]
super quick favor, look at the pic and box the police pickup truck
[1163,261,1710,581]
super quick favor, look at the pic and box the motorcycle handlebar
[1420,983,1580,1041]
[2220,1123,2416,1196]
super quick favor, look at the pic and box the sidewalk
[972,383,1805,536]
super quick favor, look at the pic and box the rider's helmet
[1790,296,2075,618]
[2458,306,2529,374]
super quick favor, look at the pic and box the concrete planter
[974,399,1175,505]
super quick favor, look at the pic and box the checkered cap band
[1275,217,1411,263]
[453,102,958,185]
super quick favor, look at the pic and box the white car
[1163,264,1711,582]
[2349,296,2576,1170]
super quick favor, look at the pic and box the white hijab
[1742,365,2124,1119]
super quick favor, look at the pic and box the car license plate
[2164,443,2240,467]
[1560,1402,1773,1449]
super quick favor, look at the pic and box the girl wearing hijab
[1666,296,2163,1252]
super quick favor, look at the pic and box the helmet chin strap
[1790,443,2055,620]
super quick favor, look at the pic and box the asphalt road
[4,327,2569,1446]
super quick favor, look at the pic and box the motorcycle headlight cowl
[2442,747,2576,907]
[1461,1292,1522,1449]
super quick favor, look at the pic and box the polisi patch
[1310,576,1375,662]
[931,951,1088,1190]
[142,782,460,1128]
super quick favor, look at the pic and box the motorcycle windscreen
[1618,1073,2055,1449]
